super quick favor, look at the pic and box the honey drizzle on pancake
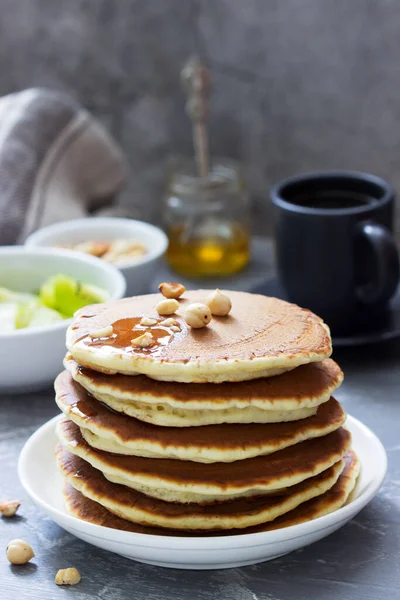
[84,317,184,357]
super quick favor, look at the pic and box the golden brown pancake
[66,291,331,383]
[65,355,342,410]
[63,451,359,536]
[64,355,343,427]
[57,419,351,502]
[57,446,344,530]
[55,370,346,463]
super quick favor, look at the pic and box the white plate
[18,415,387,570]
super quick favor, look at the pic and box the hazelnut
[55,567,81,586]
[74,240,110,258]
[90,325,114,339]
[170,325,180,332]
[102,240,147,264]
[0,500,21,517]
[183,303,212,328]
[155,299,179,315]
[206,289,232,316]
[6,539,35,565]
[159,318,178,327]
[139,317,158,326]
[131,332,154,347]
[158,282,186,299]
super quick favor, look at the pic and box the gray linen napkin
[0,88,126,245]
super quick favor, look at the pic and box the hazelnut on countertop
[6,539,35,565]
[55,567,81,586]
[0,500,21,517]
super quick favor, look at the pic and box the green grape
[0,275,108,330]
[39,279,57,311]
[39,274,108,318]
[15,300,36,329]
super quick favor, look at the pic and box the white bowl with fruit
[0,246,126,392]
[25,217,168,296]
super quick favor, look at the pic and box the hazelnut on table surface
[158,282,186,299]
[55,567,81,586]
[184,303,212,328]
[6,539,35,565]
[206,289,232,316]
[156,299,180,315]
[0,500,21,517]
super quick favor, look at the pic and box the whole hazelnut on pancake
[156,299,180,315]
[184,303,212,328]
[158,282,186,299]
[206,289,232,316]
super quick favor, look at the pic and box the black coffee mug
[271,171,400,335]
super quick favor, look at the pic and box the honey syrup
[166,223,250,277]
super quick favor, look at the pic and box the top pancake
[66,291,332,383]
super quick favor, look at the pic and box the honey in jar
[164,159,250,277]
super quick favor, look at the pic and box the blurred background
[1,0,400,235]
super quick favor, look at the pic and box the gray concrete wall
[1,0,400,234]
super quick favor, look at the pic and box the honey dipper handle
[181,56,210,177]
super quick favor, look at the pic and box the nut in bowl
[0,247,125,393]
[25,217,169,297]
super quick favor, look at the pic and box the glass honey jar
[164,158,250,277]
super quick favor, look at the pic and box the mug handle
[355,221,399,304]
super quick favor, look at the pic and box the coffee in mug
[271,171,400,335]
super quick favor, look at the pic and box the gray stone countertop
[1,244,399,599]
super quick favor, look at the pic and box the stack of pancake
[55,290,360,536]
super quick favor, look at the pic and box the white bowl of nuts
[25,217,169,297]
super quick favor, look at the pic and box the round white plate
[18,415,387,570]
